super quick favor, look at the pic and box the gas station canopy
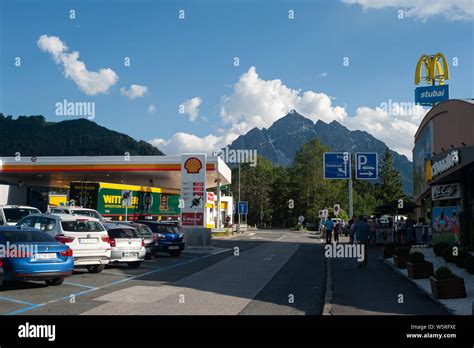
[0,155,232,190]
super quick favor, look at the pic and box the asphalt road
[0,229,326,315]
[0,230,449,315]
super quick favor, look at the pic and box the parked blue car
[136,221,185,257]
[0,226,74,287]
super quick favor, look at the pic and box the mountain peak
[229,111,413,195]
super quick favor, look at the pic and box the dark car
[136,220,185,257]
[115,221,155,260]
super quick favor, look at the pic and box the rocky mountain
[228,110,413,195]
[0,114,164,156]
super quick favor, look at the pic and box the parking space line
[101,271,136,277]
[5,304,44,315]
[63,281,98,289]
[0,295,38,307]
[4,248,232,315]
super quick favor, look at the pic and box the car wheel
[128,262,142,269]
[145,254,154,261]
[169,250,181,257]
[45,278,64,286]
[87,265,105,273]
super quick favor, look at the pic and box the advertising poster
[432,206,461,245]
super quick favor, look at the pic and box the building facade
[413,99,474,247]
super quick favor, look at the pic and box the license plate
[168,246,179,250]
[122,252,138,258]
[35,253,56,260]
[79,238,98,244]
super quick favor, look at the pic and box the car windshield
[61,221,104,232]
[108,228,140,238]
[70,210,104,221]
[147,224,180,234]
[0,230,56,243]
[3,208,39,223]
[136,225,153,237]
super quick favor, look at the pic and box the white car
[104,223,146,268]
[49,206,106,223]
[16,213,111,273]
[0,205,41,226]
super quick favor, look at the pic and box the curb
[382,258,457,315]
[323,257,333,315]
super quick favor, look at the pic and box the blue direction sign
[355,152,378,180]
[238,201,248,215]
[324,152,351,179]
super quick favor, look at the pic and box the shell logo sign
[181,154,207,227]
[184,157,203,174]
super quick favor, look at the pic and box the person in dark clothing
[333,223,340,243]
[353,215,370,268]
[324,219,334,244]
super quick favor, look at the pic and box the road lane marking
[101,271,136,277]
[0,295,38,307]
[63,281,98,289]
[323,258,333,316]
[4,248,232,315]
[4,304,44,315]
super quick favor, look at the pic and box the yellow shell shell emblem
[184,157,203,174]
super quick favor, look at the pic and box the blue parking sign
[355,152,378,180]
[324,152,351,179]
[238,201,248,215]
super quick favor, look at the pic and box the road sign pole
[237,162,241,233]
[348,178,353,219]
[125,205,128,221]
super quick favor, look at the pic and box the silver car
[115,221,154,260]
[104,223,145,268]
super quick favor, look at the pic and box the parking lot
[0,247,233,315]
[0,230,327,315]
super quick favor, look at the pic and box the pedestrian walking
[349,216,357,244]
[324,218,334,244]
[334,223,340,243]
[353,216,370,268]
[406,215,415,244]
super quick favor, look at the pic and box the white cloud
[151,66,427,160]
[37,34,118,95]
[220,66,347,131]
[148,104,156,113]
[120,84,148,99]
[181,97,202,122]
[345,104,427,159]
[149,133,223,155]
[343,0,474,21]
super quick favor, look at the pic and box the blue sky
[0,0,472,159]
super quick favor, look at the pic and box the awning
[0,155,232,190]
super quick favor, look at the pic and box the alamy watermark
[380,99,421,116]
[55,99,95,120]
[214,146,257,167]
[0,242,39,258]
[324,242,365,262]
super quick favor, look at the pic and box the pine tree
[379,148,404,202]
